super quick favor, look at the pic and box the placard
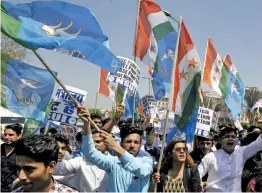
[107,56,140,94]
[195,107,217,137]
[59,123,79,148]
[48,85,87,125]
[142,95,157,117]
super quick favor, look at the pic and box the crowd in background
[1,105,262,192]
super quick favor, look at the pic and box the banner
[107,56,140,95]
[48,86,87,125]
[195,107,217,137]
[141,95,157,117]
[60,123,79,148]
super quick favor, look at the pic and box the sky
[8,0,262,110]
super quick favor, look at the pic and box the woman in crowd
[152,139,200,192]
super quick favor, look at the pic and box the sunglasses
[173,147,187,153]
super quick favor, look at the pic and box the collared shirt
[53,153,111,192]
[1,144,18,192]
[12,177,78,192]
[198,135,262,192]
[81,134,153,192]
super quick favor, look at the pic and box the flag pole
[132,0,141,126]
[94,92,99,113]
[33,50,100,131]
[154,16,182,193]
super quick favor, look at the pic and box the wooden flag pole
[131,0,141,126]
[94,92,99,113]
[33,50,100,131]
[154,109,170,192]
[154,15,182,193]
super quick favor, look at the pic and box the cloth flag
[168,19,201,128]
[98,70,141,120]
[251,99,262,111]
[1,1,123,72]
[203,39,244,116]
[1,53,56,122]
[134,0,178,84]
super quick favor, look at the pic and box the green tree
[244,87,262,125]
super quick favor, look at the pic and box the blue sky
[10,0,262,110]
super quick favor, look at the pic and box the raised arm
[242,133,262,161]
[99,130,153,178]
[78,105,115,172]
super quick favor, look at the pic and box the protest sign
[195,107,217,137]
[48,85,87,125]
[141,95,157,117]
[107,56,140,94]
[59,123,79,148]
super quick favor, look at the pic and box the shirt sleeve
[242,134,262,161]
[119,151,153,178]
[53,157,82,176]
[81,134,114,172]
[198,153,211,180]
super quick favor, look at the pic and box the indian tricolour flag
[203,39,245,116]
[203,38,226,96]
[134,0,177,84]
[168,18,202,128]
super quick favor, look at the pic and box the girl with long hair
[152,139,200,192]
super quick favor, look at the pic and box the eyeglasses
[173,147,187,153]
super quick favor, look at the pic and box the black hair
[40,127,45,133]
[119,121,143,143]
[16,135,59,166]
[102,118,111,126]
[91,113,102,120]
[255,176,262,192]
[161,139,194,174]
[5,123,23,135]
[75,131,84,144]
[53,133,69,147]
[247,125,262,133]
[47,127,58,135]
[218,127,238,139]
[197,136,213,142]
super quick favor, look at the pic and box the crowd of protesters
[1,104,262,192]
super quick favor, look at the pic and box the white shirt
[53,154,110,192]
[198,135,262,192]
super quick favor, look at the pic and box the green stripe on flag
[219,64,229,98]
[115,85,124,104]
[1,53,9,109]
[1,5,36,50]
[177,72,201,129]
[153,21,175,41]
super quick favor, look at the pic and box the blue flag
[124,91,141,120]
[1,55,56,122]
[166,110,198,149]
[224,70,245,116]
[2,1,123,72]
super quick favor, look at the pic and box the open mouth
[227,141,234,146]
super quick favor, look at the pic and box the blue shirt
[81,134,153,192]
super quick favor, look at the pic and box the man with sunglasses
[198,127,262,192]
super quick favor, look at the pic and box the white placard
[195,107,217,137]
[142,95,157,117]
[48,85,87,125]
[107,56,140,94]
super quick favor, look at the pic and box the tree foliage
[244,87,262,125]
[1,33,26,59]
